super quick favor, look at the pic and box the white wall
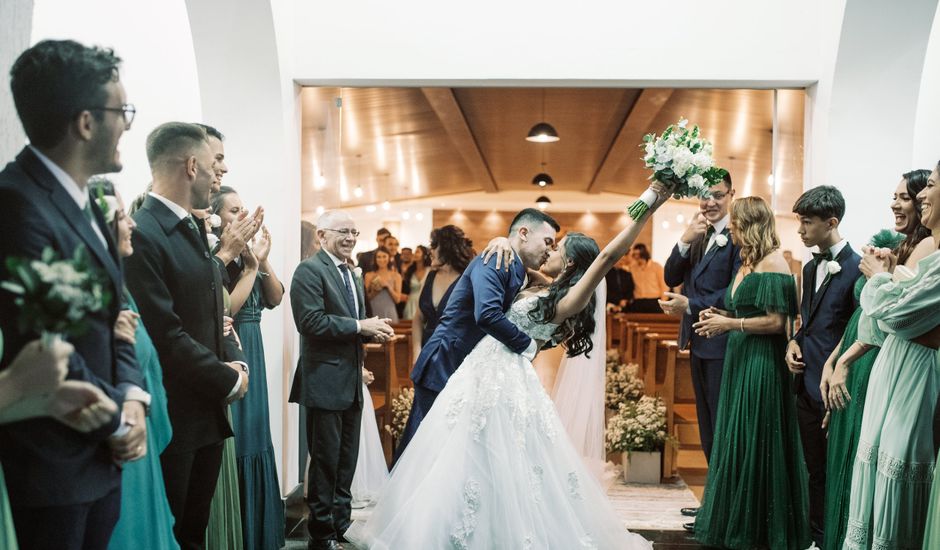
[30,0,202,204]
[914,1,940,169]
[0,0,32,161]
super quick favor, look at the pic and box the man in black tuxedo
[290,210,394,550]
[661,174,740,527]
[786,186,861,547]
[125,122,250,550]
[0,40,148,550]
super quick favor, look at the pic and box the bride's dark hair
[528,232,600,358]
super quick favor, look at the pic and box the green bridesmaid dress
[822,276,880,550]
[694,272,811,550]
[108,296,180,550]
[845,251,940,550]
[0,331,19,550]
[922,348,940,550]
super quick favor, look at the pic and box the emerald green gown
[694,272,812,550]
[845,251,940,550]
[0,331,18,550]
[822,276,880,550]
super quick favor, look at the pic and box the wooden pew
[661,342,696,479]
[640,331,679,393]
[364,335,408,466]
[625,323,679,364]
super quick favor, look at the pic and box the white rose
[714,234,729,247]
[691,151,714,171]
[671,148,694,178]
[686,174,706,190]
[353,266,364,278]
[208,214,222,228]
[826,261,842,275]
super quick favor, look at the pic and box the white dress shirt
[814,239,848,292]
[324,249,361,321]
[148,192,247,399]
[677,214,730,258]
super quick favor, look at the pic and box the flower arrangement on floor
[384,387,414,440]
[627,118,728,221]
[605,395,670,453]
[1,245,110,346]
[605,358,645,410]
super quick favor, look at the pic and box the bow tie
[813,251,833,263]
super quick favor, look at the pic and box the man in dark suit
[0,40,148,550]
[125,122,249,550]
[290,210,394,550]
[393,208,560,460]
[355,226,391,273]
[786,185,861,547]
[661,174,740,527]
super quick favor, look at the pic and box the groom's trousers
[11,486,121,550]
[392,384,439,464]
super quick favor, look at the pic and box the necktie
[83,201,108,248]
[701,225,717,256]
[338,264,359,319]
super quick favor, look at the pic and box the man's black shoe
[680,507,699,517]
[683,522,695,533]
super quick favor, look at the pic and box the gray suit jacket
[289,250,366,410]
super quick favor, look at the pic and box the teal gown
[108,296,180,550]
[694,272,811,550]
[0,331,19,550]
[231,279,284,549]
[844,251,940,550]
[822,276,880,550]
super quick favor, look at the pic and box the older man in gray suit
[290,210,394,550]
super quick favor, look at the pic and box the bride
[345,184,668,549]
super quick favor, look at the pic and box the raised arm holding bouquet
[628,118,729,221]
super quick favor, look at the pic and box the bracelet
[740,318,745,333]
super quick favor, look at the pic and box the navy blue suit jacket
[793,244,861,402]
[664,227,742,360]
[0,147,143,507]
[411,255,532,392]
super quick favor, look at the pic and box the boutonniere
[208,214,222,229]
[826,261,842,275]
[714,234,728,248]
[352,266,363,279]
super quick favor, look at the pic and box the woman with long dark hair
[690,197,811,550]
[819,168,933,550]
[347,183,672,550]
[364,246,402,322]
[411,226,474,359]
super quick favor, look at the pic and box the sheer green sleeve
[735,272,798,316]
[860,251,940,340]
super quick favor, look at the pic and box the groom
[393,208,560,460]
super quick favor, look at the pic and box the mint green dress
[845,251,940,550]
[108,296,179,550]
[205,407,243,550]
[922,348,940,550]
[823,276,880,550]
[0,331,19,550]
[694,272,811,550]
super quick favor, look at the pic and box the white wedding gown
[551,280,618,489]
[350,383,389,507]
[345,293,652,550]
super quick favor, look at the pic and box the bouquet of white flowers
[605,395,670,453]
[627,118,728,221]
[384,387,415,440]
[605,360,645,410]
[1,246,111,346]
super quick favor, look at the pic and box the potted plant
[605,395,670,483]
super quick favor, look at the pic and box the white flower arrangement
[208,214,222,229]
[714,234,729,248]
[606,358,645,410]
[384,387,414,440]
[627,119,728,221]
[826,261,842,275]
[605,396,671,453]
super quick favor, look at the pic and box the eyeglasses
[87,103,136,130]
[707,191,728,201]
[323,228,360,238]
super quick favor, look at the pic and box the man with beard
[126,122,249,549]
[661,173,740,528]
[0,39,147,550]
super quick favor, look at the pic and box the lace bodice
[506,293,559,341]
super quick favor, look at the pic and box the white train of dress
[345,293,652,550]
